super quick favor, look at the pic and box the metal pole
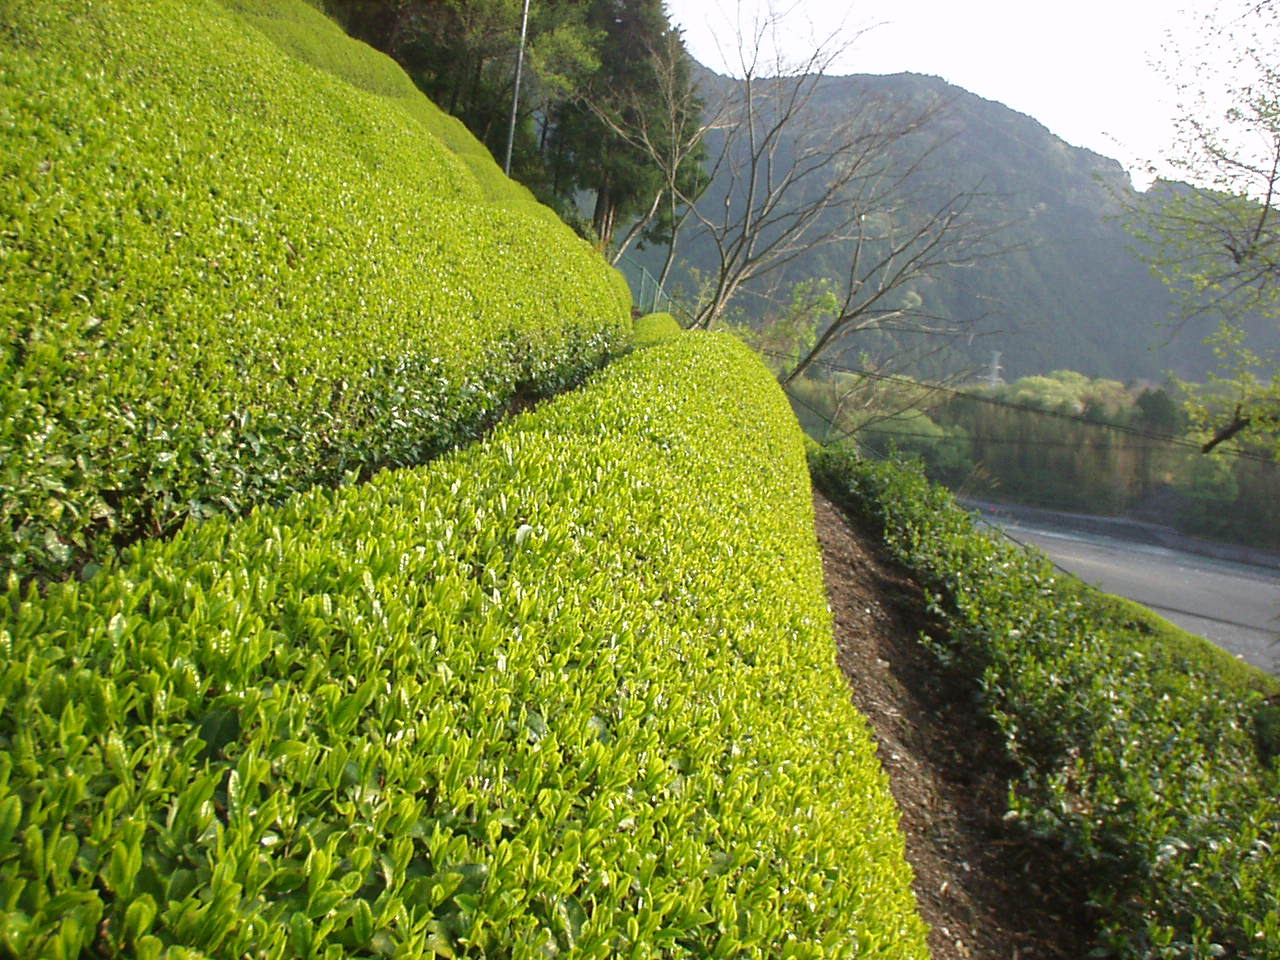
[503,0,531,176]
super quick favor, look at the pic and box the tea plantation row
[812,446,1280,959]
[0,333,929,959]
[0,0,630,580]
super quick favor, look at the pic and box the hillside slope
[0,0,630,579]
[0,3,933,956]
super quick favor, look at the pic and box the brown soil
[813,488,1097,960]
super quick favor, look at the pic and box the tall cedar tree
[580,23,711,272]
[546,0,674,248]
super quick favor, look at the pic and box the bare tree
[670,1,1010,364]
[582,29,715,284]
[584,0,1012,388]
[685,14,909,329]
[779,187,1012,385]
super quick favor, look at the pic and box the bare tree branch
[675,2,1012,352]
[777,184,1020,384]
[578,29,715,269]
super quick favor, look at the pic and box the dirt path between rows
[813,489,1096,960]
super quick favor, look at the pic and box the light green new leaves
[1,333,926,958]
[0,0,631,579]
[631,312,683,347]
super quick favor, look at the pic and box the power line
[856,426,1228,452]
[784,383,841,431]
[770,350,1278,465]
[787,385,1276,638]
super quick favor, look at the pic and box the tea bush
[812,445,1280,959]
[0,334,928,959]
[1085,591,1277,698]
[213,0,550,213]
[632,313,683,347]
[0,0,630,580]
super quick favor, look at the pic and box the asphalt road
[977,516,1280,674]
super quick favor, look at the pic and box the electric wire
[783,382,1276,638]
[856,427,1220,451]
[768,349,1278,466]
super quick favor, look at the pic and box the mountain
[885,72,1183,381]
[645,69,1267,384]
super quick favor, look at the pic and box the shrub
[1086,591,1277,698]
[632,312,683,347]
[214,0,550,214]
[0,334,927,959]
[812,445,1280,958]
[0,0,630,580]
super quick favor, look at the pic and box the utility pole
[503,0,531,177]
[982,350,1004,385]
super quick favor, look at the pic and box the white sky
[663,0,1219,188]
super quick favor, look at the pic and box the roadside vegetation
[813,444,1280,958]
[790,367,1280,550]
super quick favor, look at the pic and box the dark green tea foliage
[0,0,630,579]
[812,446,1280,959]
[0,334,927,959]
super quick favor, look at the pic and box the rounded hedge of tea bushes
[214,0,549,213]
[0,333,927,959]
[0,0,630,579]
[632,312,683,347]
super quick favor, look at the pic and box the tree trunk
[593,182,617,250]
[611,190,663,265]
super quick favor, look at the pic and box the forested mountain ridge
[891,71,1181,381]
[661,68,1233,384]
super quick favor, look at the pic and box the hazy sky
[662,0,1217,187]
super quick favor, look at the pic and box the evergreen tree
[546,0,680,249]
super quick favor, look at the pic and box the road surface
[974,512,1280,674]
